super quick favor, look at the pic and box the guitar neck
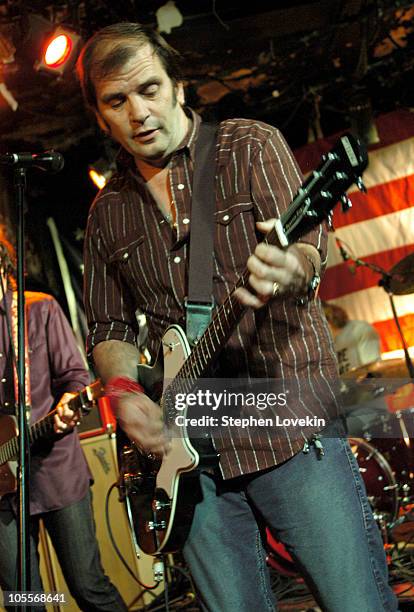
[0,409,57,466]
[0,381,103,466]
[173,223,285,391]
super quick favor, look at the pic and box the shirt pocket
[106,234,146,283]
[214,196,257,273]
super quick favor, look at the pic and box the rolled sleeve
[83,198,139,356]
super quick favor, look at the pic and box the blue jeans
[0,490,126,612]
[183,424,398,611]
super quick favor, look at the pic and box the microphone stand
[347,254,414,380]
[14,166,31,601]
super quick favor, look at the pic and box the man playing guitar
[78,23,397,611]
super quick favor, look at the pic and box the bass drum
[266,438,399,576]
[370,409,414,507]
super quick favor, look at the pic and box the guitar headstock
[281,133,368,244]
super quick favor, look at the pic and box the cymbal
[388,252,414,295]
[342,358,411,380]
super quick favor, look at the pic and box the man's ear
[95,110,110,134]
[176,82,185,106]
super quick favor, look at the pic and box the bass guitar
[117,133,368,555]
[0,379,104,497]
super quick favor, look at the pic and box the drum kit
[267,251,414,576]
[343,251,414,534]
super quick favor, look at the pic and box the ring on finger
[272,281,280,297]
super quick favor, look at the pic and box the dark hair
[76,22,183,111]
[0,225,16,290]
[322,301,349,329]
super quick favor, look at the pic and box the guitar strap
[185,122,217,346]
[11,292,31,421]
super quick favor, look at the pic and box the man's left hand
[235,218,313,309]
[54,392,78,434]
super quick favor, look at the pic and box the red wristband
[105,376,145,401]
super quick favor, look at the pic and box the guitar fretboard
[0,410,57,465]
[0,381,102,466]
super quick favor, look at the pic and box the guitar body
[117,325,218,555]
[0,414,18,497]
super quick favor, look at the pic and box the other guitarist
[0,229,126,611]
[78,23,397,611]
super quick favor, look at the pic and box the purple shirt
[0,291,91,514]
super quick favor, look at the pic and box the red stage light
[35,27,81,76]
[44,34,73,68]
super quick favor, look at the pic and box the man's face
[94,43,187,166]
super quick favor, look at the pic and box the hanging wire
[212,0,229,31]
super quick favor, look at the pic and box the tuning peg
[356,177,367,193]
[320,190,332,199]
[340,194,352,212]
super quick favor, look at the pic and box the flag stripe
[322,244,414,298]
[327,209,414,266]
[323,286,413,324]
[294,110,414,355]
[334,173,414,228]
[373,315,414,353]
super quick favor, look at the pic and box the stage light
[44,34,72,68]
[35,26,82,76]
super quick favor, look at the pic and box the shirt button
[122,252,129,260]
[177,183,185,190]
[0,352,3,357]
[1,378,6,383]
[223,214,230,221]
[173,256,181,264]
[4,401,9,407]
[183,218,190,225]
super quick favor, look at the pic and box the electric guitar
[0,379,104,497]
[117,133,368,555]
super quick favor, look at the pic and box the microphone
[335,237,355,275]
[0,151,64,173]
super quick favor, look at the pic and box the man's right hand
[116,392,171,457]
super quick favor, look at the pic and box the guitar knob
[340,195,352,212]
[320,190,332,200]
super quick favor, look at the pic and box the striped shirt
[84,110,340,479]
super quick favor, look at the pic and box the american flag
[294,109,414,355]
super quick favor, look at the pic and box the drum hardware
[342,357,412,386]
[375,513,392,545]
[349,438,400,523]
[337,248,414,379]
[373,385,386,397]
[396,410,411,447]
[400,484,412,507]
[387,252,414,296]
